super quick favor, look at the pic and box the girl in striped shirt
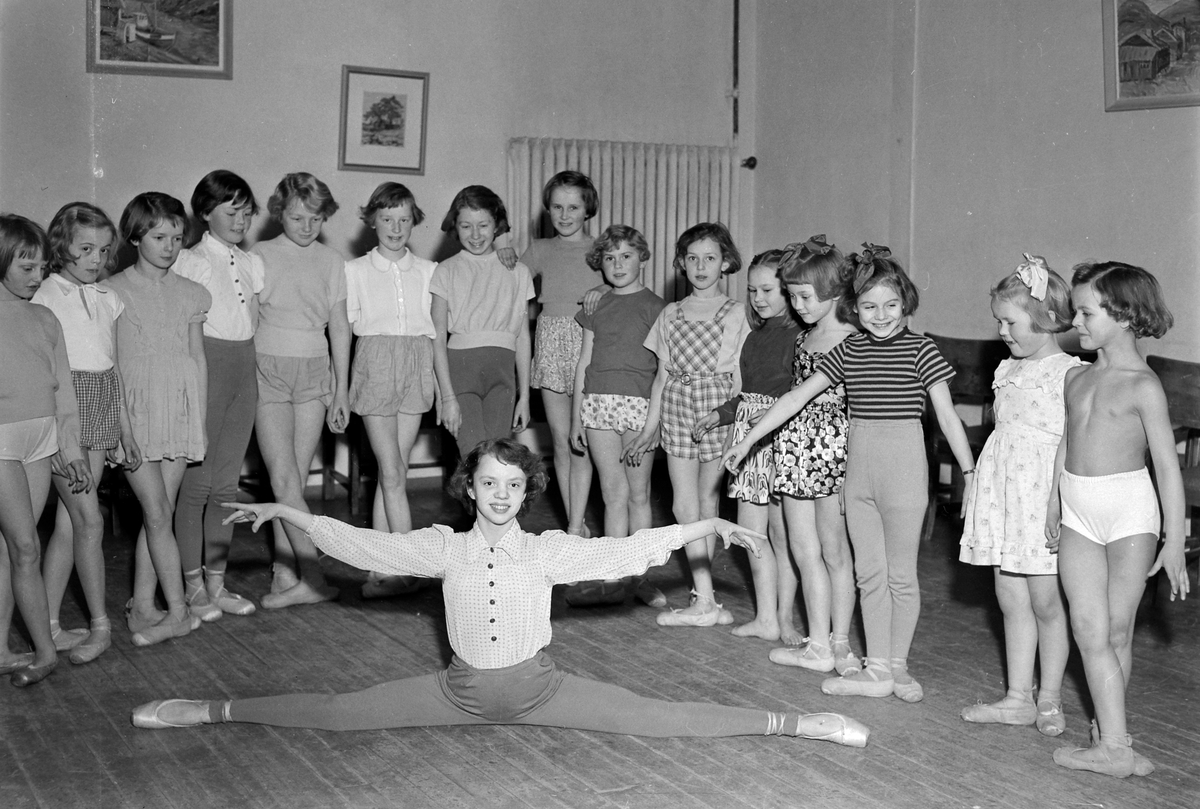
[725,244,974,703]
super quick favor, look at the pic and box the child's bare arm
[110,327,142,471]
[1045,434,1067,551]
[430,295,460,436]
[513,308,533,432]
[189,322,207,427]
[723,373,831,471]
[1140,376,1189,600]
[624,361,668,465]
[570,329,593,451]
[928,381,976,517]
[326,299,352,433]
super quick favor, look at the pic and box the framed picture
[1103,0,1200,111]
[86,0,232,80]
[339,66,429,175]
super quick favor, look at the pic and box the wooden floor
[4,468,1198,809]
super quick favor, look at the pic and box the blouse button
[489,582,494,587]
[489,599,495,604]
[487,563,493,569]
[489,618,495,623]
[491,637,497,642]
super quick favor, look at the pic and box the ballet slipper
[51,625,89,651]
[831,635,861,676]
[270,563,300,594]
[1035,696,1066,737]
[207,586,256,616]
[132,699,212,729]
[131,613,198,647]
[656,591,724,627]
[1053,733,1135,778]
[962,690,1037,725]
[1089,719,1154,776]
[769,639,835,672]
[186,584,222,623]
[821,659,894,698]
[69,620,112,665]
[125,600,165,634]
[796,712,870,748]
[890,658,924,703]
[261,580,340,610]
[11,658,58,687]
[632,579,668,609]
[0,652,35,675]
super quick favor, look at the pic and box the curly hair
[586,224,650,271]
[446,438,548,518]
[266,172,339,221]
[46,202,118,276]
[1071,261,1173,339]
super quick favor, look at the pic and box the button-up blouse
[343,248,437,339]
[174,233,265,341]
[306,516,685,670]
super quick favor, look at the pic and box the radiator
[506,138,741,303]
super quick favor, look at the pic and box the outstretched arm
[723,372,832,470]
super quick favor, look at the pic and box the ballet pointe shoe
[633,578,668,609]
[50,624,89,651]
[131,699,213,729]
[962,690,1037,725]
[270,563,300,594]
[69,619,113,665]
[1053,732,1135,778]
[769,639,835,672]
[131,612,200,647]
[796,713,870,748]
[0,652,36,675]
[831,635,861,677]
[186,584,223,623]
[821,659,894,698]
[889,658,924,703]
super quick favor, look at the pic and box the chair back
[924,334,1010,407]
[1147,354,1200,466]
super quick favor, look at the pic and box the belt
[668,370,731,386]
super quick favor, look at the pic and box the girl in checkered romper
[31,203,139,665]
[635,223,749,627]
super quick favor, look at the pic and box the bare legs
[0,457,55,671]
[730,499,795,642]
[657,455,727,624]
[43,450,108,634]
[124,458,194,644]
[541,388,592,534]
[255,400,337,608]
[586,429,653,538]
[361,412,425,597]
[1054,528,1156,774]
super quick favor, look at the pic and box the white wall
[755,0,1200,359]
[1,0,735,262]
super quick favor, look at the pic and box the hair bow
[781,234,834,266]
[851,242,892,294]
[1015,253,1048,300]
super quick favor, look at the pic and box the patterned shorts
[773,400,847,498]
[350,335,435,416]
[726,393,776,504]
[73,368,121,451]
[580,393,649,434]
[531,316,582,394]
[661,372,733,462]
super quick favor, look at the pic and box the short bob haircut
[191,169,259,220]
[849,248,920,319]
[586,224,650,271]
[541,170,599,219]
[120,192,190,246]
[447,437,548,518]
[359,182,426,226]
[779,238,848,302]
[673,221,742,275]
[744,249,788,329]
[0,213,51,282]
[46,202,118,276]
[267,172,339,221]
[991,264,1073,335]
[440,185,510,237]
[1071,260,1173,339]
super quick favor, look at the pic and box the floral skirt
[531,316,582,394]
[772,399,846,498]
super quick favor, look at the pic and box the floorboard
[3,467,1197,809]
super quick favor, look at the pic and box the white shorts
[1059,467,1160,545]
[0,416,58,464]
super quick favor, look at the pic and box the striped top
[816,328,954,420]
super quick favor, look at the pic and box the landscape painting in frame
[339,66,429,175]
[86,0,232,80]
[1103,0,1200,110]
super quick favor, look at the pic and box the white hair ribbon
[1015,253,1048,300]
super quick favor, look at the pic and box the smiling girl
[726,244,974,702]
[131,438,868,750]
[430,186,535,458]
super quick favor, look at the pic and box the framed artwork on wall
[1103,0,1200,111]
[86,0,233,80]
[339,66,430,175]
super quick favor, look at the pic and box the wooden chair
[1146,355,1200,588]
[921,333,1010,542]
